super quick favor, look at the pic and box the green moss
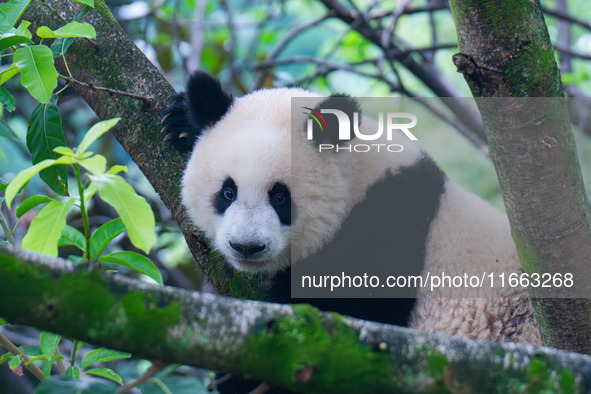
[559,370,577,394]
[119,290,181,344]
[203,249,267,300]
[94,0,118,25]
[511,230,543,274]
[242,305,391,393]
[526,358,577,393]
[54,270,115,329]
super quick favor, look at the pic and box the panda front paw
[161,93,199,153]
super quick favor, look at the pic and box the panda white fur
[162,71,541,346]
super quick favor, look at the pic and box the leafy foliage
[0,1,162,380]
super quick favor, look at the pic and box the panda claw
[179,132,189,139]
[160,126,168,134]
[164,132,175,141]
[161,113,171,124]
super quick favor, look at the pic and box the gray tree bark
[449,0,591,353]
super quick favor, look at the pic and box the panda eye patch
[268,182,291,226]
[214,178,237,214]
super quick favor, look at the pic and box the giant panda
[162,71,541,346]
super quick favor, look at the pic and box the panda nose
[229,242,266,257]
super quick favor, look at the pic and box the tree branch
[2,244,591,392]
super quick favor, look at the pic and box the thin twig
[219,0,238,87]
[207,373,234,391]
[0,331,45,381]
[555,0,572,73]
[58,75,152,102]
[69,340,79,368]
[542,6,591,31]
[254,12,335,89]
[0,209,15,245]
[553,45,591,61]
[380,0,410,48]
[370,3,449,19]
[117,362,167,393]
[187,0,208,73]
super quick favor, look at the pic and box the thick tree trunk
[18,0,264,298]
[2,245,591,393]
[449,0,591,353]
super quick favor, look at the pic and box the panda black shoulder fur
[162,71,541,345]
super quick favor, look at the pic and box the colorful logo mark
[303,107,328,132]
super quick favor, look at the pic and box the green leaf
[71,0,94,7]
[78,154,106,175]
[50,37,74,58]
[59,225,86,251]
[84,182,98,204]
[8,354,20,369]
[0,63,19,85]
[77,118,120,154]
[0,352,11,365]
[50,6,92,57]
[27,99,68,195]
[37,22,96,39]
[13,45,58,103]
[4,156,71,209]
[0,121,14,139]
[0,317,7,324]
[37,376,117,393]
[81,348,130,369]
[15,194,53,217]
[65,366,80,379]
[0,33,31,52]
[89,174,154,254]
[140,375,210,394]
[106,165,128,175]
[67,255,84,264]
[40,331,61,357]
[52,146,75,156]
[12,20,31,39]
[89,218,125,259]
[84,368,123,385]
[0,0,31,33]
[20,345,41,356]
[99,251,162,285]
[42,356,52,377]
[25,354,47,365]
[0,86,14,111]
[21,198,75,256]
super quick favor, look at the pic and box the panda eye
[272,193,286,206]
[223,187,235,201]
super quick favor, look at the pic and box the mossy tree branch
[17,0,267,298]
[449,0,591,353]
[2,245,591,392]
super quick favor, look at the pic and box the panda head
[165,72,402,273]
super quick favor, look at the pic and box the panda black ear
[162,71,234,152]
[306,93,361,146]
